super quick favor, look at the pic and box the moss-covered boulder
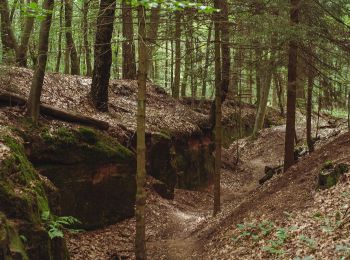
[318,161,349,189]
[23,126,136,229]
[0,129,69,259]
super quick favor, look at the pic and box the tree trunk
[83,0,92,76]
[181,28,190,97]
[0,0,18,63]
[27,0,54,124]
[65,0,80,75]
[121,0,137,79]
[147,5,161,79]
[202,23,212,99]
[213,0,230,216]
[55,0,64,72]
[306,64,314,153]
[16,0,38,67]
[90,0,116,112]
[284,0,300,171]
[213,0,221,216]
[274,72,285,115]
[172,11,181,99]
[252,33,277,137]
[135,6,147,260]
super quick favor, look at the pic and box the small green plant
[299,235,317,249]
[41,211,82,239]
[262,228,288,256]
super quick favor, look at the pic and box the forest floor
[1,67,348,259]
[66,113,349,260]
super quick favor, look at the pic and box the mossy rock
[26,126,134,165]
[318,162,349,190]
[0,130,69,259]
[0,213,28,260]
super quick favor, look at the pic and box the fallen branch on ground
[0,91,110,130]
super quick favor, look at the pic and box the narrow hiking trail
[66,116,346,260]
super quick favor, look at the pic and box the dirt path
[67,118,346,260]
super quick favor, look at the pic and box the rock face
[146,131,214,195]
[24,126,136,229]
[318,161,349,189]
[0,129,69,259]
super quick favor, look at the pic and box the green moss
[0,213,29,260]
[41,127,77,146]
[322,160,334,170]
[0,136,49,223]
[77,127,98,144]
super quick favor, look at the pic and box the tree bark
[27,0,54,124]
[55,0,64,72]
[306,64,314,153]
[0,0,18,63]
[135,6,147,260]
[121,0,137,79]
[15,0,38,67]
[201,23,212,100]
[213,0,230,216]
[65,0,80,75]
[213,0,221,216]
[172,11,181,99]
[180,24,190,98]
[90,0,116,112]
[147,5,161,79]
[284,0,300,171]
[83,0,92,76]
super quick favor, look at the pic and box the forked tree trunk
[27,0,54,124]
[172,11,181,99]
[121,0,137,79]
[252,32,277,137]
[135,6,147,260]
[90,0,116,112]
[65,0,80,75]
[284,0,300,171]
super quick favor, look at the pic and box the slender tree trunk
[202,23,212,99]
[306,64,314,153]
[253,33,277,137]
[16,0,38,67]
[90,0,116,111]
[65,0,80,75]
[274,72,285,115]
[213,0,230,216]
[55,0,64,72]
[165,32,168,90]
[147,5,161,79]
[121,0,137,79]
[172,11,181,99]
[284,0,300,171]
[135,6,147,260]
[0,0,18,63]
[181,30,190,97]
[83,0,92,76]
[27,0,54,124]
[213,1,221,215]
[254,44,262,106]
